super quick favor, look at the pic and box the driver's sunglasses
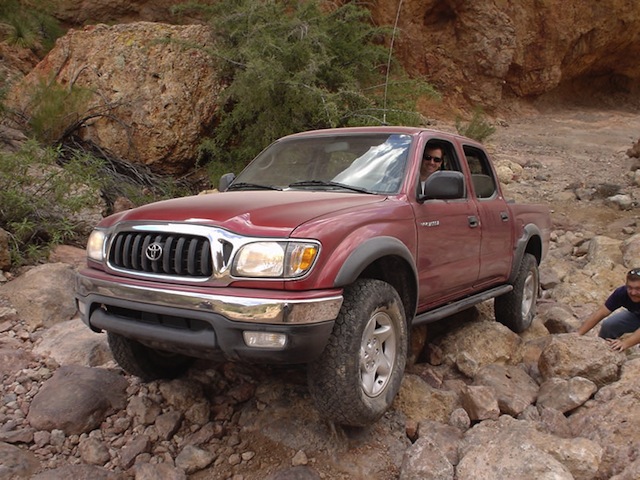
[629,268,640,279]
[424,155,442,163]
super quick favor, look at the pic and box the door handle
[468,215,479,228]
[500,211,509,222]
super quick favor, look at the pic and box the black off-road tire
[307,279,408,427]
[107,332,194,381]
[495,253,539,333]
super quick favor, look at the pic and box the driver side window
[418,140,462,196]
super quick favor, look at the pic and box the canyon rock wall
[23,0,640,112]
[370,0,640,110]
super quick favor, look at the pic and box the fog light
[243,331,287,349]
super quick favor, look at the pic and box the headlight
[86,229,107,262]
[233,241,319,278]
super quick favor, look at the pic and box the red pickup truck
[75,126,550,426]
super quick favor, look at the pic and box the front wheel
[307,279,408,427]
[494,253,539,333]
[108,332,195,381]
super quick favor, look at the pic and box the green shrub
[0,142,100,265]
[455,107,496,142]
[0,73,8,116]
[175,0,436,175]
[27,77,94,145]
[0,0,63,53]
[0,140,192,267]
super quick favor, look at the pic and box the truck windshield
[232,133,412,194]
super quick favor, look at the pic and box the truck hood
[101,190,386,237]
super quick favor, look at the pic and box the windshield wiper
[288,180,372,194]
[227,182,282,191]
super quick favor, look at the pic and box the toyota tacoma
[75,126,551,426]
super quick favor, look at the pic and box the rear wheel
[495,253,539,333]
[307,279,408,427]
[108,332,194,380]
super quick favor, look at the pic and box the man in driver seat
[420,145,444,194]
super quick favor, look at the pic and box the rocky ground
[1,105,640,480]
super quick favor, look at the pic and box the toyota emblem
[145,242,163,261]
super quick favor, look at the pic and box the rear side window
[464,146,497,199]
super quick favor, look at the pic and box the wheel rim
[359,310,397,398]
[521,269,537,319]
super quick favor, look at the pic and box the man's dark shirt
[605,286,640,317]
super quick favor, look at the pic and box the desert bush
[174,0,436,170]
[26,77,94,145]
[0,73,7,116]
[0,139,191,267]
[0,142,102,265]
[455,107,496,142]
[0,0,63,53]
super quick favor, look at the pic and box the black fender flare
[509,224,543,284]
[333,236,418,287]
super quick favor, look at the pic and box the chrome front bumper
[75,270,344,325]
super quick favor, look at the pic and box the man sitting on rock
[577,268,640,351]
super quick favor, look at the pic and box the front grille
[109,232,213,277]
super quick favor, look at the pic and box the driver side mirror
[420,171,466,200]
[219,173,236,192]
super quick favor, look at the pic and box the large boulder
[568,358,640,479]
[0,263,78,331]
[538,334,625,387]
[472,364,539,416]
[458,415,602,480]
[7,22,220,174]
[394,374,459,424]
[431,320,523,378]
[26,365,128,435]
[32,319,112,367]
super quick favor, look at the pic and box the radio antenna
[383,0,403,125]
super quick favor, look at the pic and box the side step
[412,284,513,326]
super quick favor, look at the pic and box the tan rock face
[8,22,220,174]
[0,43,40,80]
[369,0,640,109]
[53,0,192,26]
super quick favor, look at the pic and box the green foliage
[0,0,63,53]
[0,140,190,267]
[175,0,436,173]
[455,107,496,142]
[195,137,247,189]
[27,77,94,144]
[0,73,8,116]
[96,157,191,209]
[0,142,100,265]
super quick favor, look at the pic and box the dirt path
[489,107,640,236]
